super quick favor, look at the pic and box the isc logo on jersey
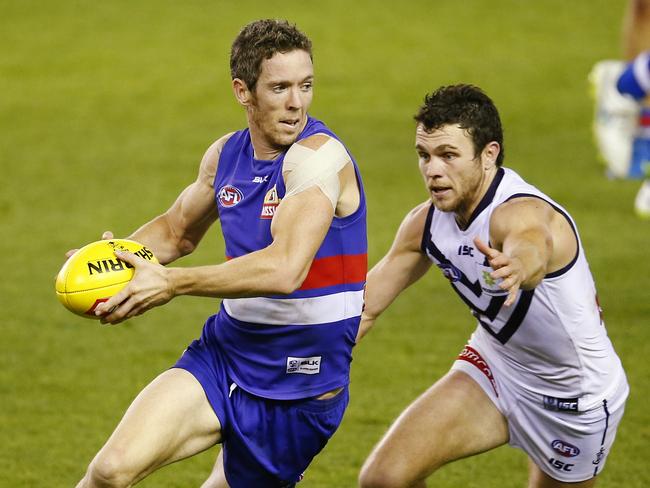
[218,185,243,207]
[261,185,281,219]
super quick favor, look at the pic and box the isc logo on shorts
[543,395,579,412]
[286,356,321,375]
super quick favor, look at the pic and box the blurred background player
[73,19,367,488]
[357,85,628,488]
[590,0,650,217]
[616,50,650,217]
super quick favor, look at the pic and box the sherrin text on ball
[55,239,158,318]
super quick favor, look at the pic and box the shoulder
[198,132,236,182]
[287,132,348,156]
[395,201,432,251]
[296,132,332,150]
[492,196,555,226]
[489,196,556,243]
[284,133,350,171]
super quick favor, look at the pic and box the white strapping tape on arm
[283,137,351,209]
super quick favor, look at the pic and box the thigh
[94,368,222,483]
[361,370,509,486]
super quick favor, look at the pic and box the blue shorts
[174,330,349,488]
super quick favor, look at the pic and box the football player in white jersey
[357,84,628,488]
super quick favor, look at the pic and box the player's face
[415,123,496,225]
[246,50,313,153]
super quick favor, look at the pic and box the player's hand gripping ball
[55,239,158,318]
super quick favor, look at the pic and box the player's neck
[248,130,284,161]
[455,166,498,229]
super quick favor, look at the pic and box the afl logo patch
[218,185,244,207]
[551,439,580,458]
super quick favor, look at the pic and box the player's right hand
[65,231,115,259]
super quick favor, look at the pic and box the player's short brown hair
[230,19,312,92]
[415,84,505,166]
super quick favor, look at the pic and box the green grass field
[2,0,649,486]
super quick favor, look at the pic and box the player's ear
[232,78,253,106]
[481,141,500,170]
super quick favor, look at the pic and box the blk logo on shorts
[286,356,321,375]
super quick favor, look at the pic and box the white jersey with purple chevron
[211,116,367,400]
[422,167,626,410]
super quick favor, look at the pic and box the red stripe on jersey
[299,253,367,290]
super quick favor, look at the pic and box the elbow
[274,279,301,295]
[177,238,198,257]
[521,267,546,290]
[261,244,313,295]
[267,262,308,295]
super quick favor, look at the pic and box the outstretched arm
[96,134,351,324]
[475,196,576,306]
[357,202,432,341]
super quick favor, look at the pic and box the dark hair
[230,19,312,92]
[414,84,504,166]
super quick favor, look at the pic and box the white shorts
[451,342,629,482]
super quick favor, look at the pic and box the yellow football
[55,239,158,319]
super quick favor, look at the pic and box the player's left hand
[95,250,175,324]
[474,237,525,307]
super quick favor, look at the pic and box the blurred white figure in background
[589,60,639,179]
[589,0,650,218]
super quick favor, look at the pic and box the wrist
[165,267,180,298]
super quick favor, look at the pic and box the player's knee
[86,449,135,488]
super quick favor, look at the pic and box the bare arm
[127,134,231,264]
[63,135,228,262]
[356,202,432,341]
[97,135,344,323]
[170,184,334,297]
[474,196,576,306]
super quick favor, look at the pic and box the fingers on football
[101,293,151,324]
[65,248,79,259]
[96,287,131,319]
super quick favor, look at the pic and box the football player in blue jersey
[357,85,628,488]
[72,19,367,488]
[590,0,650,217]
